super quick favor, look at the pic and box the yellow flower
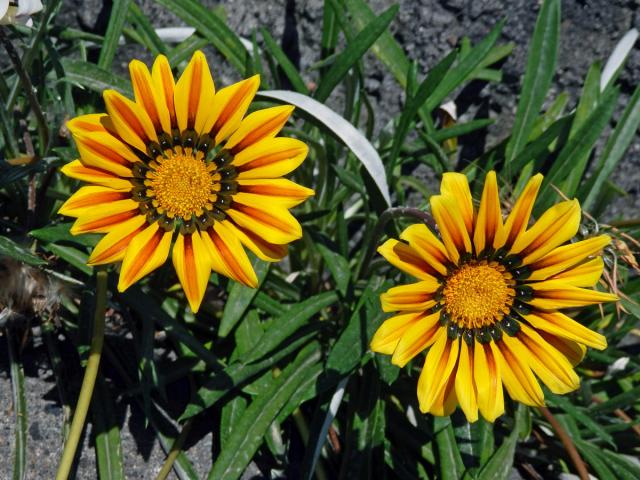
[371,171,617,422]
[59,51,313,312]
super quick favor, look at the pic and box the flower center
[147,153,215,219]
[442,261,514,330]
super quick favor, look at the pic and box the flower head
[59,51,313,312]
[0,0,43,25]
[371,171,617,422]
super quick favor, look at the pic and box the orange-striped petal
[455,340,479,422]
[151,55,177,127]
[174,50,215,134]
[130,59,171,134]
[172,232,211,312]
[67,113,115,136]
[377,239,440,281]
[392,312,441,367]
[523,310,606,350]
[440,172,473,233]
[399,224,449,276]
[226,201,302,245]
[74,131,138,177]
[60,160,132,190]
[235,137,308,179]
[474,341,505,422]
[225,105,294,153]
[87,215,147,265]
[496,336,545,406]
[70,199,139,234]
[494,173,543,250]
[473,171,502,254]
[549,256,604,287]
[370,311,424,355]
[223,221,288,262]
[236,179,314,208]
[117,222,173,291]
[205,75,260,143]
[417,332,460,413]
[59,186,131,217]
[203,220,258,287]
[528,280,618,309]
[104,89,158,152]
[431,194,472,263]
[380,280,440,313]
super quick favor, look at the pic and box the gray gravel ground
[1,1,639,478]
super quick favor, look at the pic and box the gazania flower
[371,171,617,422]
[59,51,313,312]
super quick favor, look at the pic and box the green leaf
[43,244,92,275]
[258,90,391,205]
[315,5,399,102]
[181,330,317,420]
[580,82,640,211]
[425,20,504,112]
[434,416,464,480]
[0,236,46,266]
[155,0,247,72]
[62,59,132,96]
[477,421,519,480]
[316,243,351,296]
[547,393,615,447]
[98,0,131,69]
[208,343,322,480]
[220,396,248,450]
[30,223,101,247]
[431,119,494,143]
[245,291,337,364]
[342,0,410,88]
[219,257,269,337]
[505,0,560,170]
[260,28,308,94]
[92,377,125,480]
[537,86,619,213]
[126,2,168,56]
[7,331,27,480]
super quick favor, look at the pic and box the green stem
[7,328,28,480]
[55,270,108,480]
[154,418,194,480]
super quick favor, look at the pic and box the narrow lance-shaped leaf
[505,0,561,172]
[258,90,391,205]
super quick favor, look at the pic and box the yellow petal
[203,220,258,287]
[117,222,173,291]
[67,113,114,136]
[440,172,473,234]
[549,256,604,287]
[399,224,449,276]
[236,179,314,209]
[428,372,458,417]
[474,341,505,422]
[430,195,472,263]
[223,221,288,262]
[88,215,147,265]
[225,105,294,153]
[494,173,543,250]
[497,336,545,406]
[174,51,216,133]
[455,341,479,422]
[391,312,441,367]
[517,324,580,394]
[417,332,460,413]
[172,232,211,313]
[380,280,440,313]
[103,90,158,152]
[528,280,618,309]
[204,75,260,143]
[59,186,131,218]
[528,235,611,281]
[539,331,587,366]
[510,200,581,265]
[130,59,171,134]
[235,137,308,179]
[473,171,502,254]
[74,131,138,177]
[60,160,132,190]
[151,55,177,128]
[226,202,302,245]
[377,239,441,281]
[523,311,606,350]
[70,199,140,234]
[370,311,424,355]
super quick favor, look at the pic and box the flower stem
[55,270,108,480]
[154,418,194,480]
[539,406,589,480]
